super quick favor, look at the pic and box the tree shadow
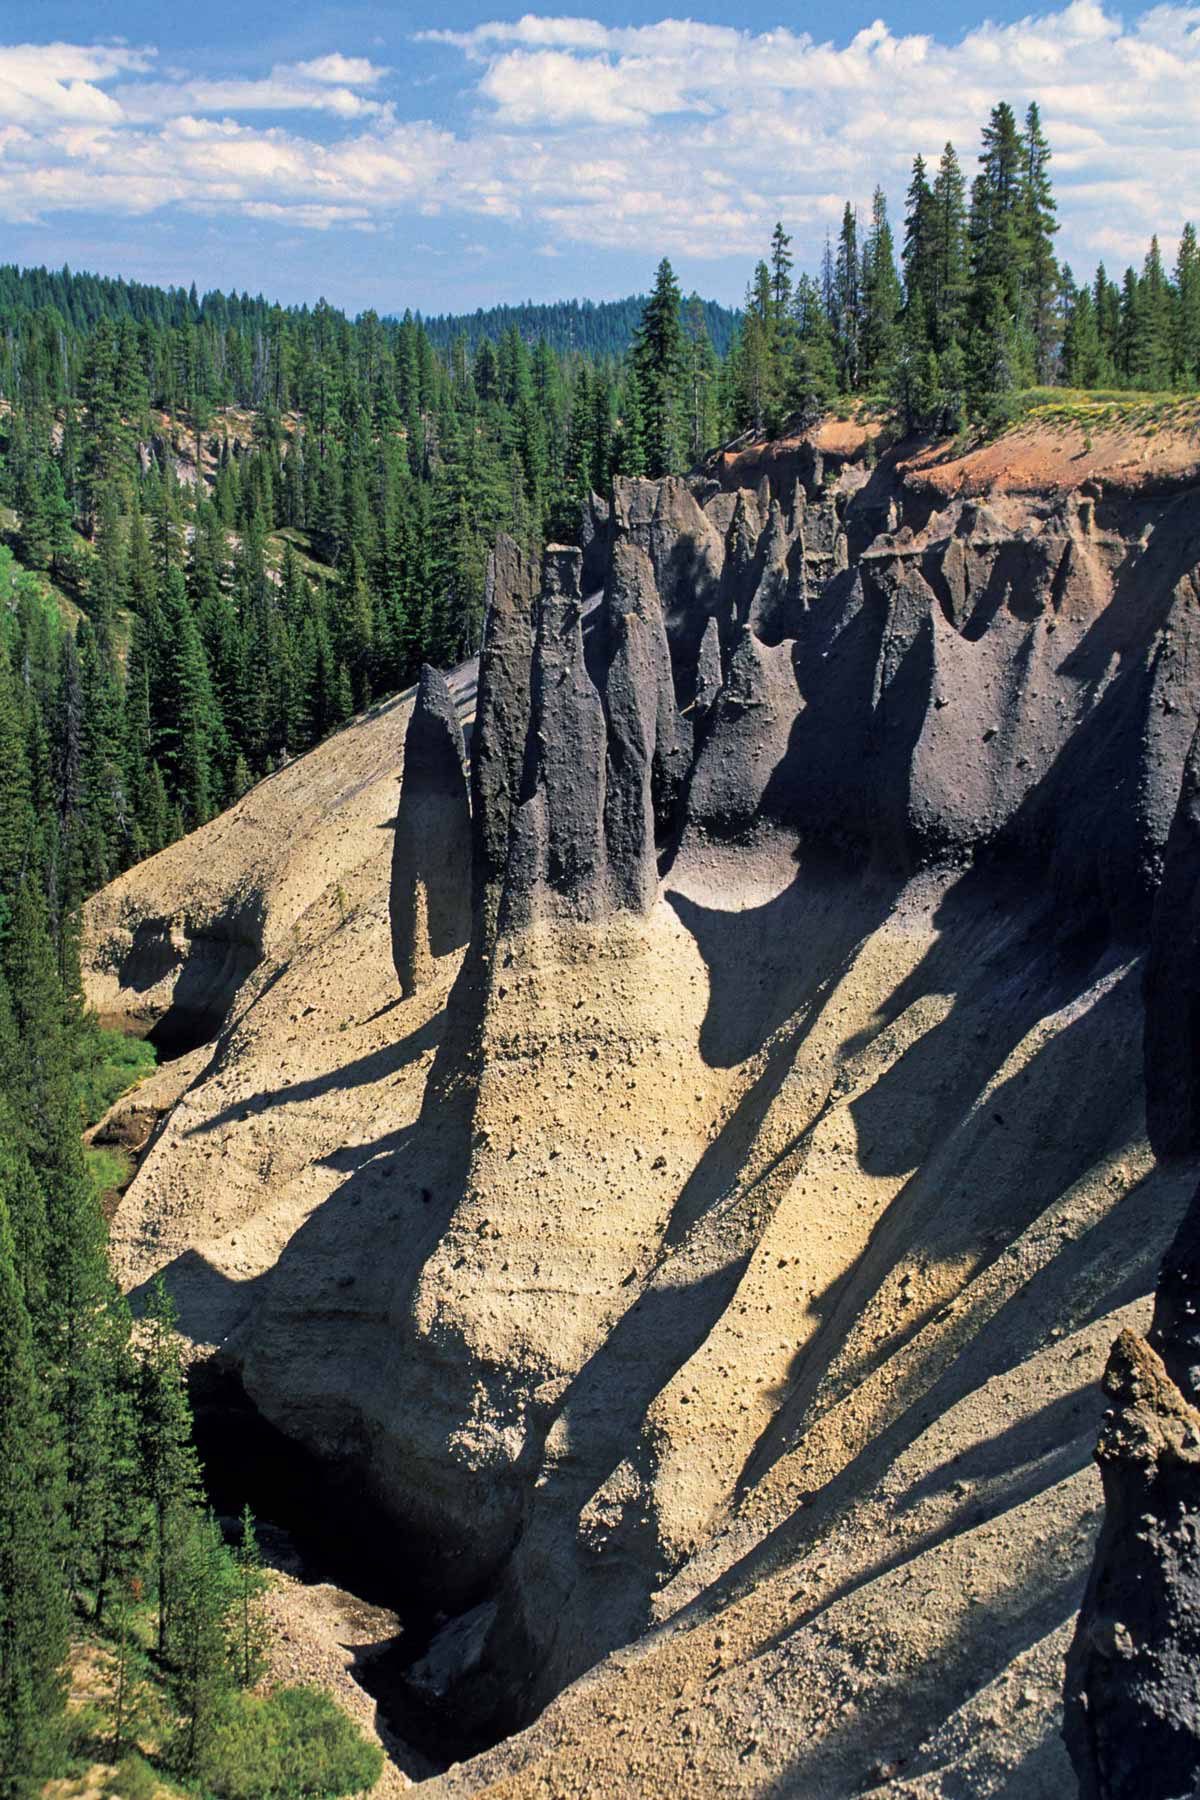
[706,1160,1184,1630]
[759,1525,1086,1798]
[182,1008,446,1139]
[1056,486,1200,695]
[738,957,1149,1501]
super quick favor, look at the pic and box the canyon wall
[85,419,1200,1796]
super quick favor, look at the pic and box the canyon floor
[83,410,1200,1797]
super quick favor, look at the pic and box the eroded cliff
[84,415,1200,1797]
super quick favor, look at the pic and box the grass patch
[267,529,333,580]
[78,1028,157,1128]
[1005,387,1200,436]
[86,1144,136,1206]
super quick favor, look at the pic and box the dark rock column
[390,664,471,997]
[1063,1303,1200,1799]
[602,535,692,836]
[471,534,537,927]
[501,545,608,930]
[694,614,723,718]
[1145,720,1200,1158]
[1065,715,1200,1798]
[601,608,661,915]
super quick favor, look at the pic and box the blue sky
[3,0,1198,316]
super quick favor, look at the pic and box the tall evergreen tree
[1174,223,1200,384]
[0,1189,69,1795]
[902,154,936,324]
[136,1277,204,1658]
[834,204,862,391]
[631,259,686,477]
[1020,101,1060,379]
[861,188,903,387]
[1061,269,1105,387]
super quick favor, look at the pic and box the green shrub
[104,1751,161,1800]
[197,1686,383,1799]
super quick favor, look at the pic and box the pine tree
[1174,223,1200,384]
[966,103,1034,408]
[0,1107,50,1336]
[769,222,794,318]
[0,1189,69,1795]
[902,154,936,326]
[89,1298,151,1629]
[861,188,903,388]
[4,875,112,1590]
[1093,263,1122,370]
[1121,241,1172,388]
[615,363,647,477]
[683,296,719,461]
[155,570,220,827]
[789,275,838,410]
[0,639,34,920]
[1020,102,1060,380]
[892,291,941,434]
[76,621,126,888]
[930,141,970,353]
[972,102,1026,314]
[733,262,779,435]
[168,1510,237,1779]
[1061,270,1105,387]
[105,1582,153,1762]
[631,259,686,477]
[589,370,615,491]
[834,204,862,391]
[126,493,157,620]
[233,1506,270,1689]
[135,1277,204,1658]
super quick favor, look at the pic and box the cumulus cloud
[0,41,154,124]
[1,9,1198,279]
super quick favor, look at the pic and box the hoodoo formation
[85,419,1200,1795]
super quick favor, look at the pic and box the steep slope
[84,417,1200,1796]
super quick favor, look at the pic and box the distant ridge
[0,262,739,358]
[416,294,740,360]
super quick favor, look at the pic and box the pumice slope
[84,416,1200,1796]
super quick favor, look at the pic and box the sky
[1,0,1198,316]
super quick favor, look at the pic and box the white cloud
[0,40,153,124]
[419,17,614,53]
[292,54,389,86]
[0,10,1198,281]
[115,57,394,122]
